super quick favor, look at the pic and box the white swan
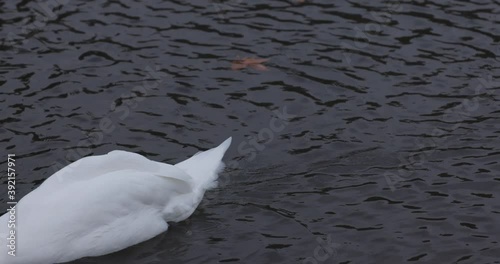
[0,137,232,264]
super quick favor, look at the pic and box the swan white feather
[0,137,232,264]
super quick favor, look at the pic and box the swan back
[0,137,232,264]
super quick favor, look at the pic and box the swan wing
[0,168,193,264]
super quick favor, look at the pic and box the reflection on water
[0,0,499,263]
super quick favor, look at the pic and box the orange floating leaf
[249,63,268,71]
[231,57,269,71]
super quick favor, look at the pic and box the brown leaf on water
[249,63,268,71]
[231,57,269,71]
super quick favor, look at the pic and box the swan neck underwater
[0,137,232,264]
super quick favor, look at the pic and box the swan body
[0,137,232,264]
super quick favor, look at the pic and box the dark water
[1,0,499,263]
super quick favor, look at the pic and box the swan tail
[174,137,232,190]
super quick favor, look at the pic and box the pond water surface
[1,0,499,263]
